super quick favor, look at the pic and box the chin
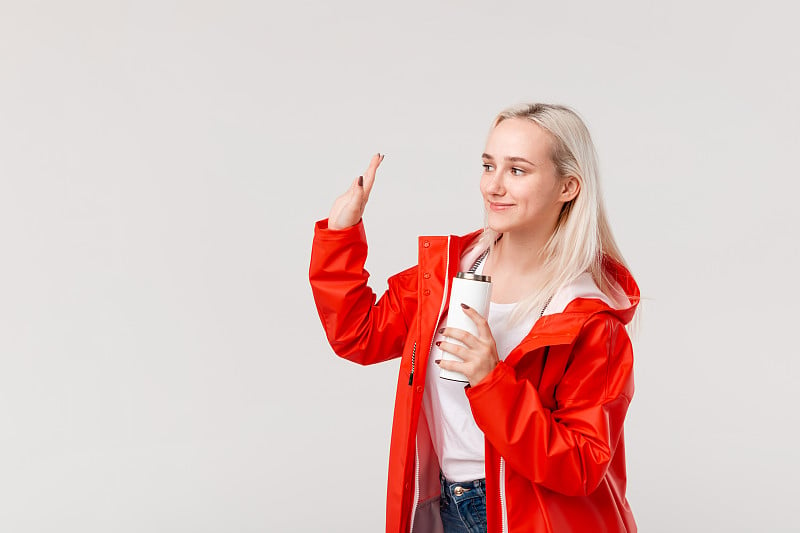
[485,221,512,234]
[485,213,511,233]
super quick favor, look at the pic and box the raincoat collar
[427,229,640,351]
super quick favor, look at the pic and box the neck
[492,230,550,274]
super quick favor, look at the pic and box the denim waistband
[440,472,486,502]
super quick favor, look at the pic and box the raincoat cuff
[467,361,545,413]
[467,361,513,400]
[314,218,366,241]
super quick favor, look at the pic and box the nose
[484,168,505,196]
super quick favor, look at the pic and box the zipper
[409,438,420,532]
[496,319,547,532]
[499,457,508,533]
[408,342,417,385]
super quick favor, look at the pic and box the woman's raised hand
[328,153,385,230]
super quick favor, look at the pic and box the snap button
[454,486,465,496]
[416,385,423,393]
[423,272,431,279]
[423,241,430,248]
[423,289,431,296]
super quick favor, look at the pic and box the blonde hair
[475,103,631,323]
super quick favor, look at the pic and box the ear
[560,175,580,203]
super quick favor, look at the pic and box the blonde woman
[310,103,640,532]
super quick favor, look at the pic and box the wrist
[328,217,361,231]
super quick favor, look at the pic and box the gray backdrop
[2,0,798,531]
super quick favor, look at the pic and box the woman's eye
[482,163,494,172]
[511,167,525,176]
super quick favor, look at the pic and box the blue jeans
[439,472,488,533]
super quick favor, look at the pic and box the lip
[489,202,514,211]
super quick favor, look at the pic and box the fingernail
[461,303,470,310]
[434,359,441,365]
[438,328,445,334]
[358,175,363,186]
[435,341,441,347]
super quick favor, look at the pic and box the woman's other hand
[328,153,385,230]
[436,304,500,387]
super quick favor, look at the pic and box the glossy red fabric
[309,219,639,532]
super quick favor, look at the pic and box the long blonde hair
[475,103,631,322]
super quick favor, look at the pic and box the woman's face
[480,118,575,236]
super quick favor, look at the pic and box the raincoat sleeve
[466,313,634,496]
[309,218,418,366]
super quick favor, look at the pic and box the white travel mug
[439,272,492,383]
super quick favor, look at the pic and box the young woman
[309,103,640,532]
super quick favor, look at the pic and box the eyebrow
[481,153,538,166]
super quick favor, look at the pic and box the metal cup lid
[456,272,491,283]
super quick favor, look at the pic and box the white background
[1,1,798,531]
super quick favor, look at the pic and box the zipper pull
[408,341,417,386]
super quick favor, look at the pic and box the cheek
[479,175,491,196]
[507,182,535,202]
[515,181,553,204]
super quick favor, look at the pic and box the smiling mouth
[489,202,514,211]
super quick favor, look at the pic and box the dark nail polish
[435,341,441,347]
[434,360,441,365]
[358,175,363,186]
[461,303,470,310]
[438,328,445,334]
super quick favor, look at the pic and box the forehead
[484,118,553,161]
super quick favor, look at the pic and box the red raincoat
[309,219,639,532]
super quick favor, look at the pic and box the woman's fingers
[327,153,383,230]
[351,174,367,206]
[437,357,466,374]
[460,304,493,339]
[362,153,384,197]
[439,327,478,349]
[336,176,365,222]
[436,318,500,386]
[436,340,473,361]
[437,305,499,386]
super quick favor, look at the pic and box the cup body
[439,272,492,382]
